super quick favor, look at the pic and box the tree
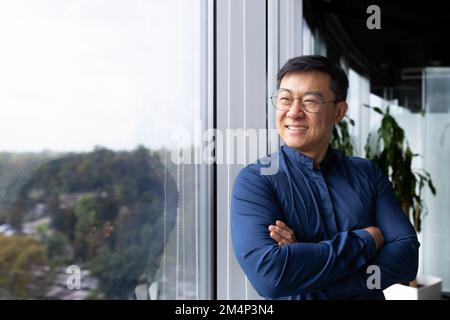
[74,195,98,261]
[0,235,51,299]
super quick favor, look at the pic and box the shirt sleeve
[231,164,377,299]
[321,163,420,297]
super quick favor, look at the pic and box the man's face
[276,71,348,153]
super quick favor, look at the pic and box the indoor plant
[363,104,440,299]
[331,116,355,157]
[363,105,436,233]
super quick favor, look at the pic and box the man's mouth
[285,125,309,132]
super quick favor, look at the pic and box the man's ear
[334,101,348,124]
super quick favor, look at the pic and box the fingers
[269,230,288,245]
[275,220,296,241]
[275,220,287,228]
[268,220,296,245]
[363,226,384,250]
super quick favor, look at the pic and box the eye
[278,94,292,104]
[303,99,320,105]
[302,94,322,103]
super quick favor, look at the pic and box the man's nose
[286,99,305,118]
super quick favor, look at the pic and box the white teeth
[287,125,308,131]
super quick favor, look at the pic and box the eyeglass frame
[269,88,344,114]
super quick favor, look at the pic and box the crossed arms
[231,164,419,299]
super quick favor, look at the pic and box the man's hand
[364,226,384,250]
[268,221,384,251]
[268,220,297,245]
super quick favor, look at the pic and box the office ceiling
[304,0,450,92]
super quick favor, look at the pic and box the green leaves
[373,107,383,115]
[331,115,356,156]
[364,104,436,232]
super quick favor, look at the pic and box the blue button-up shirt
[231,144,419,299]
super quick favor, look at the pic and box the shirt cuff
[352,229,377,261]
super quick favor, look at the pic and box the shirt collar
[281,144,336,171]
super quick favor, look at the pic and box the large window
[0,0,212,299]
[422,68,450,292]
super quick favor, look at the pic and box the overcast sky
[0,0,201,152]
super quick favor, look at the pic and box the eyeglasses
[270,88,343,114]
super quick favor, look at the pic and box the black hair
[277,55,349,101]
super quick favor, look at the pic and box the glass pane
[425,68,450,113]
[422,67,450,291]
[0,0,206,300]
[302,19,314,55]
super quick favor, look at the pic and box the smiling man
[231,55,419,300]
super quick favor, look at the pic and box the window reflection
[0,0,204,299]
[0,146,178,299]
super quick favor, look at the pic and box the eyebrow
[302,91,323,99]
[280,89,324,99]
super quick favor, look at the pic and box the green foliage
[74,194,98,261]
[0,145,176,299]
[331,116,356,156]
[364,105,436,232]
[0,235,52,299]
[89,245,151,299]
[37,222,49,235]
[0,151,58,205]
[44,231,73,264]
